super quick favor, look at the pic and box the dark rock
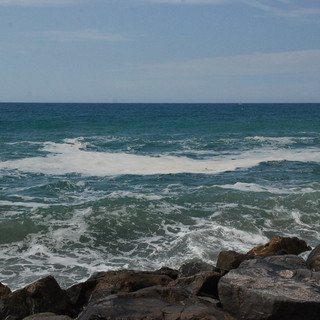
[0,276,75,320]
[23,313,73,320]
[216,251,255,271]
[218,255,320,320]
[172,271,222,299]
[67,270,173,314]
[0,282,11,297]
[179,261,218,277]
[306,244,320,271]
[247,236,311,256]
[77,285,235,320]
[152,266,179,280]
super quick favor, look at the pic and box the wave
[1,138,320,176]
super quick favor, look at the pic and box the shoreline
[1,236,319,320]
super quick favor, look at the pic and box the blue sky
[0,0,320,103]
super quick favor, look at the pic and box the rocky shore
[1,236,320,320]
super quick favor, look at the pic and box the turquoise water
[1,103,320,289]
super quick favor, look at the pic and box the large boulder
[66,270,173,313]
[0,276,75,320]
[77,285,235,320]
[247,236,311,256]
[306,244,320,271]
[218,255,320,320]
[216,251,255,271]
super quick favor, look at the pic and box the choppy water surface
[0,103,320,289]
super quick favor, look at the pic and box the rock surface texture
[1,236,319,320]
[218,255,320,320]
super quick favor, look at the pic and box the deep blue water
[1,103,320,289]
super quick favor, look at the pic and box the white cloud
[143,0,320,18]
[43,29,131,42]
[142,49,320,78]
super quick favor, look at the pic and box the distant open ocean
[1,103,320,290]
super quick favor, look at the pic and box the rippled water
[1,103,319,289]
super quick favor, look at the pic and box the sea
[1,103,320,290]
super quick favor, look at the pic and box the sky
[0,0,320,103]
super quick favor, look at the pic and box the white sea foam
[1,139,320,176]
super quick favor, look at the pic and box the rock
[218,255,320,320]
[179,261,218,277]
[216,251,255,271]
[67,270,173,314]
[247,236,311,256]
[0,282,11,297]
[0,276,75,320]
[306,244,320,271]
[77,285,235,320]
[23,313,73,320]
[152,266,179,280]
[172,271,222,299]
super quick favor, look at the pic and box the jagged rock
[23,313,73,320]
[67,270,173,314]
[0,282,11,297]
[179,261,218,277]
[153,266,179,280]
[77,285,235,320]
[0,276,75,320]
[218,255,320,320]
[307,244,320,271]
[172,271,222,299]
[247,236,311,256]
[216,251,255,271]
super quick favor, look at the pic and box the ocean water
[1,103,320,290]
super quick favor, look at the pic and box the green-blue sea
[1,103,320,289]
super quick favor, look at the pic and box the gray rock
[218,255,320,320]
[307,244,320,271]
[216,251,255,271]
[77,285,235,320]
[179,261,218,277]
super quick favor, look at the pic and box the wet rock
[179,261,218,277]
[0,276,75,320]
[247,236,311,256]
[23,313,73,320]
[67,270,173,314]
[0,282,11,297]
[216,251,255,271]
[218,255,320,320]
[306,244,320,271]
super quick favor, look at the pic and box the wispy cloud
[142,49,320,78]
[0,0,77,6]
[43,29,131,42]
[145,0,320,18]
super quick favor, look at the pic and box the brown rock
[179,261,218,277]
[0,276,75,320]
[66,270,173,314]
[247,236,311,256]
[307,244,320,271]
[216,251,255,270]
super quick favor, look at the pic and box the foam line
[1,140,320,176]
